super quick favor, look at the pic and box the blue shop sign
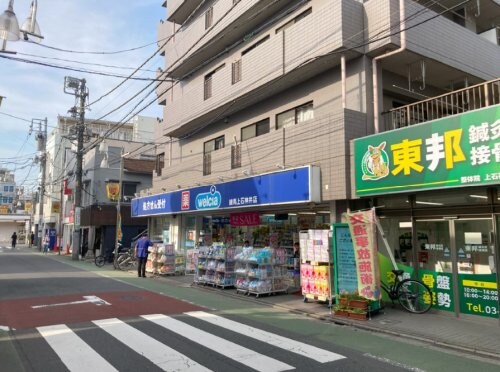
[132,166,320,217]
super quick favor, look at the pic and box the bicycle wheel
[397,279,432,314]
[95,255,105,267]
[117,254,133,271]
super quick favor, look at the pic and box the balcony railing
[385,78,500,130]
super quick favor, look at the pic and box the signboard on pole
[74,207,81,231]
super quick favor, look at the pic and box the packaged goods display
[146,244,185,275]
[194,243,236,288]
[300,230,334,305]
[235,246,288,297]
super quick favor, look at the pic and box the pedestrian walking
[11,232,17,249]
[135,234,152,278]
[43,233,49,254]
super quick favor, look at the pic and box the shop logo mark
[361,142,390,181]
[195,185,221,210]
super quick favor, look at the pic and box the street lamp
[0,0,43,53]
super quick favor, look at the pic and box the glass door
[454,219,498,319]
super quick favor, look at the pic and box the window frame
[241,118,270,141]
[276,101,314,130]
[204,135,225,155]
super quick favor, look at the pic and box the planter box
[338,297,348,306]
[334,309,349,317]
[348,311,368,321]
[348,299,368,310]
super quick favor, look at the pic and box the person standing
[43,233,49,254]
[135,234,152,278]
[30,232,35,248]
[11,232,17,249]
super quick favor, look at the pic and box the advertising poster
[458,274,498,318]
[419,269,454,312]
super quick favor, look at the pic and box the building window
[205,7,213,29]
[156,153,165,177]
[276,102,314,129]
[203,153,212,176]
[232,59,242,84]
[276,8,312,33]
[204,135,225,154]
[241,118,270,141]
[204,64,224,100]
[123,183,136,201]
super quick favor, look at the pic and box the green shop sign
[354,105,500,196]
[458,274,498,318]
[419,269,454,312]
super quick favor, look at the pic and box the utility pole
[64,77,88,261]
[114,148,125,265]
[34,118,47,251]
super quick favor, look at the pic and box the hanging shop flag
[24,201,33,213]
[63,179,73,195]
[116,212,123,243]
[344,208,381,300]
[106,182,120,201]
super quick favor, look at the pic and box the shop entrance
[415,217,498,318]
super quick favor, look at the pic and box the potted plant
[348,307,368,321]
[348,294,369,310]
[337,293,349,307]
[333,305,350,318]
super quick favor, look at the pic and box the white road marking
[37,324,117,372]
[143,314,295,372]
[94,317,212,372]
[32,295,111,309]
[186,311,345,363]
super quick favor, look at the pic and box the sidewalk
[24,246,500,363]
[165,273,500,362]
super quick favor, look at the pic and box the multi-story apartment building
[133,0,499,319]
[41,115,155,254]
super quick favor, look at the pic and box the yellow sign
[462,279,497,290]
[0,205,8,214]
[106,182,120,201]
[51,201,61,214]
[25,201,33,213]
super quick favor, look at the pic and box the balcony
[383,78,500,130]
[164,0,307,79]
[167,0,204,25]
[162,0,365,137]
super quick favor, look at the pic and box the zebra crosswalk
[34,311,346,371]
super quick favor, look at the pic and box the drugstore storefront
[132,165,330,258]
[354,105,500,321]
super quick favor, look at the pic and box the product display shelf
[300,230,334,307]
[146,244,177,275]
[194,244,236,288]
[185,249,197,274]
[235,247,288,297]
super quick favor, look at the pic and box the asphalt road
[1,248,499,372]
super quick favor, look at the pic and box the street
[1,248,499,372]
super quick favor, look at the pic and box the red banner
[345,208,381,300]
[63,179,72,195]
[230,212,260,226]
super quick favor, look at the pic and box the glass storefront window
[373,195,409,209]
[414,188,490,207]
[150,216,171,243]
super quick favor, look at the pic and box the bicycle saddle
[392,269,404,276]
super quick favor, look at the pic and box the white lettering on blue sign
[142,198,167,211]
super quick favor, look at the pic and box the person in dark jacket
[135,234,152,278]
[11,232,17,249]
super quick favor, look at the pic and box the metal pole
[37,118,47,251]
[114,148,125,265]
[72,79,86,260]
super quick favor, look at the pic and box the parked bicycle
[380,269,433,314]
[116,248,138,271]
[94,243,127,269]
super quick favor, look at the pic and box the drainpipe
[372,0,406,133]
[341,55,347,109]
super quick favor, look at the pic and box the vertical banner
[116,211,122,243]
[344,208,380,300]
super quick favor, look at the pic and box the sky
[0,0,164,194]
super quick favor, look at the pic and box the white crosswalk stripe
[37,324,118,372]
[35,313,346,371]
[94,318,212,372]
[142,314,294,372]
[185,311,345,363]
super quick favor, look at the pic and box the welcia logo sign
[361,141,390,181]
[195,185,222,210]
